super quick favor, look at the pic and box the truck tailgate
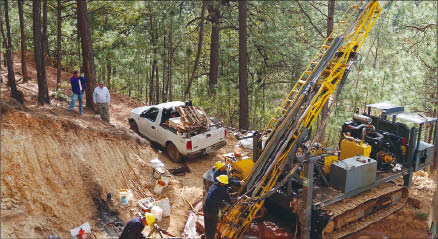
[191,127,226,152]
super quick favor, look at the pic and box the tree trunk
[2,0,23,103]
[77,0,96,110]
[327,0,335,37]
[128,69,131,98]
[18,0,29,82]
[316,0,335,143]
[149,14,155,105]
[137,67,140,100]
[155,58,160,104]
[162,28,166,102]
[0,24,2,83]
[1,15,6,70]
[76,21,81,66]
[238,0,249,130]
[42,0,48,60]
[101,64,105,84]
[167,12,173,101]
[150,62,155,105]
[184,2,206,98]
[144,49,149,104]
[0,15,5,71]
[206,1,220,96]
[106,56,111,90]
[32,0,50,105]
[56,0,62,89]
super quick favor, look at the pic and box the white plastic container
[161,176,170,186]
[127,189,133,202]
[153,183,165,194]
[151,205,163,222]
[155,197,171,217]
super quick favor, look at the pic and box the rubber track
[323,183,408,239]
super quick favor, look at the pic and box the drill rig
[202,1,438,238]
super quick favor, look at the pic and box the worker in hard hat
[203,174,233,239]
[213,161,244,186]
[119,213,153,239]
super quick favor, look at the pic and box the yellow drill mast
[217,1,385,238]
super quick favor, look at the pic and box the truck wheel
[166,143,182,163]
[129,120,139,134]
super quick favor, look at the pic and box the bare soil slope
[0,55,214,238]
[1,102,154,237]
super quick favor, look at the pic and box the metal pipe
[353,113,372,124]
[403,127,417,187]
[300,154,314,239]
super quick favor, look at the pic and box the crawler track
[322,183,408,239]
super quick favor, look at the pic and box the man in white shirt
[93,81,111,123]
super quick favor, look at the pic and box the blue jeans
[68,93,83,114]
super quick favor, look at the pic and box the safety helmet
[216,175,229,185]
[215,161,226,170]
[145,212,156,226]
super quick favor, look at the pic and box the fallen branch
[181,186,202,216]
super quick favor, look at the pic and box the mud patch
[94,197,124,236]
[78,161,124,236]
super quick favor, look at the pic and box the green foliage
[6,1,437,141]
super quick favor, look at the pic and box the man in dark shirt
[68,70,87,115]
[213,161,244,186]
[203,175,232,239]
[119,215,146,239]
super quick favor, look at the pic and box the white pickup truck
[128,101,227,162]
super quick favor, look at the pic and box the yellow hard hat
[216,175,229,185]
[145,212,156,226]
[215,161,226,170]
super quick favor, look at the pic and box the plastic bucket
[155,197,171,217]
[151,205,163,222]
[153,184,164,194]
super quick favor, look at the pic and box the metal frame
[299,160,412,239]
[299,120,438,239]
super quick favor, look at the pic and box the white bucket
[161,176,170,186]
[153,183,165,194]
[127,189,133,202]
[155,197,171,217]
[151,205,163,222]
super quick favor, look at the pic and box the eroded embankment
[1,104,155,238]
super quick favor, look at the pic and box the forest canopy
[2,0,437,146]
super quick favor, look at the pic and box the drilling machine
[202,1,438,238]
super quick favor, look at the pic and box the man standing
[203,175,232,239]
[119,214,146,239]
[93,80,110,123]
[68,71,87,114]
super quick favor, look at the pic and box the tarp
[70,222,91,238]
